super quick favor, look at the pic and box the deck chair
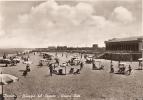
[69,68,74,74]
[58,69,63,75]
[22,70,28,77]
[53,70,58,74]
[74,69,80,74]
[92,65,98,70]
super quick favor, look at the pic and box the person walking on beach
[49,63,53,76]
[26,64,30,72]
[92,62,97,70]
[127,65,132,75]
[110,64,114,73]
[80,62,83,71]
[23,70,28,77]
[55,58,59,66]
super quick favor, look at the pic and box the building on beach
[102,36,143,61]
[92,44,98,50]
[105,36,143,52]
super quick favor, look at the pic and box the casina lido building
[102,36,143,61]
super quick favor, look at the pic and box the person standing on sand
[49,63,53,76]
[127,65,132,75]
[80,62,83,71]
[110,65,114,73]
[92,62,97,70]
[23,70,28,77]
[26,64,30,72]
[81,53,82,59]
[55,58,59,66]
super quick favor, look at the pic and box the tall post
[1,72,3,100]
[1,85,3,100]
[118,53,121,68]
[141,40,143,69]
[110,53,112,64]
[130,54,132,64]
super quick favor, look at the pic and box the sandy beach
[0,52,142,100]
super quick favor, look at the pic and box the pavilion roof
[107,36,143,43]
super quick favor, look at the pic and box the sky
[0,0,142,48]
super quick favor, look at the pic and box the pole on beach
[110,53,112,64]
[118,53,121,68]
[65,66,66,75]
[1,84,3,100]
[1,72,4,100]
[141,40,143,69]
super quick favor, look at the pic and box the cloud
[112,6,134,24]
[19,0,95,26]
[0,0,141,48]
[0,15,5,36]
[13,0,110,47]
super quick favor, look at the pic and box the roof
[106,36,143,43]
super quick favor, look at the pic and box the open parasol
[138,58,143,61]
[0,72,19,99]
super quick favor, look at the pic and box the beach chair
[39,62,43,66]
[53,70,58,74]
[74,69,80,74]
[69,68,74,74]
[92,64,97,70]
[98,65,104,70]
[22,70,28,77]
[58,69,63,75]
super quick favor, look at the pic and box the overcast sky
[0,0,142,48]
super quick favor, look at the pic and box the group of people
[23,64,31,77]
[48,60,84,76]
[92,62,104,70]
[110,64,132,75]
[22,56,31,77]
[91,59,132,75]
[48,53,134,76]
[41,52,135,76]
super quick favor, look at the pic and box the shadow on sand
[135,68,143,70]
[114,72,129,76]
[44,74,66,77]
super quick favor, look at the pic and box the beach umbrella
[138,58,143,61]
[0,72,19,98]
[0,73,18,85]
[1,59,11,64]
